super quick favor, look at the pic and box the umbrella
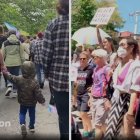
[72,26,111,45]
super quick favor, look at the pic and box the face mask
[117,47,127,58]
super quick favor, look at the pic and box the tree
[72,0,124,36]
[96,0,125,35]
[0,0,57,35]
[72,0,97,35]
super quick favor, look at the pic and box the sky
[117,0,140,33]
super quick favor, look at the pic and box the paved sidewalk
[0,76,60,139]
[72,107,140,140]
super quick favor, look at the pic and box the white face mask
[117,47,127,58]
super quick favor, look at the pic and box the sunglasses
[80,58,86,60]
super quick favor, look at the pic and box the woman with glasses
[76,51,94,138]
[104,37,140,139]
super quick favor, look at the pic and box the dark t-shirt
[77,65,93,96]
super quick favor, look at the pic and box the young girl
[90,49,111,140]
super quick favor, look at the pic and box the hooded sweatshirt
[4,61,45,106]
[2,34,25,66]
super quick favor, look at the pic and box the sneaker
[21,124,27,136]
[29,126,35,133]
[82,131,89,138]
[5,87,12,96]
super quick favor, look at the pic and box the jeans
[35,64,45,85]
[52,89,69,140]
[7,66,20,91]
[19,105,36,129]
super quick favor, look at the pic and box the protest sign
[90,7,115,25]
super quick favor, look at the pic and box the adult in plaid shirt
[32,32,45,89]
[42,0,69,140]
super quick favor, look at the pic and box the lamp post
[129,11,140,39]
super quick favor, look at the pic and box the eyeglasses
[80,58,86,60]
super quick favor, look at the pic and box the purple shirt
[92,65,110,97]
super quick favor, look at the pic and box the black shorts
[77,94,90,112]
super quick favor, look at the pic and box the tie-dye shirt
[92,65,110,97]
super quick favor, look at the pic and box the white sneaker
[5,87,12,96]
[29,128,35,133]
[21,124,27,136]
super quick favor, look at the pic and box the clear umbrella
[72,26,111,45]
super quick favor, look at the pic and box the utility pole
[129,11,140,39]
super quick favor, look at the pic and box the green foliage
[0,0,57,35]
[72,0,124,50]
[96,0,125,33]
[72,0,97,35]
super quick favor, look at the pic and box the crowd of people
[71,32,140,140]
[1,0,140,140]
[0,0,69,140]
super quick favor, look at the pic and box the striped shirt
[42,15,69,92]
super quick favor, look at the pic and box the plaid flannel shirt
[33,38,43,64]
[42,15,69,92]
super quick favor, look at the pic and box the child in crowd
[89,49,111,140]
[2,61,45,136]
